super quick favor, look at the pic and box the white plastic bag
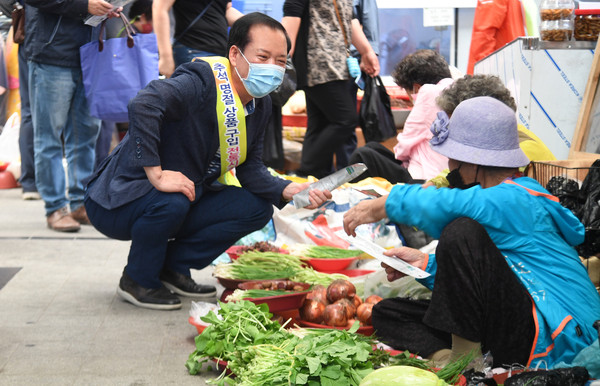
[0,112,20,164]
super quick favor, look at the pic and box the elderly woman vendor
[343,96,600,370]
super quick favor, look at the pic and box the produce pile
[287,244,363,259]
[186,300,472,385]
[300,279,382,328]
[237,241,282,253]
[225,280,310,302]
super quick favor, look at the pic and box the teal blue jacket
[386,177,600,368]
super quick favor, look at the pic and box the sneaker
[117,271,181,310]
[22,191,41,200]
[71,205,91,225]
[47,207,81,232]
[160,268,217,298]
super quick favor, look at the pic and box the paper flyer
[84,0,134,27]
[337,232,430,279]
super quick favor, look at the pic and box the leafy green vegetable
[288,244,363,259]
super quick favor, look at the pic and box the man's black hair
[227,12,291,58]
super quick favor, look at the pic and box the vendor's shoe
[160,268,217,299]
[71,205,91,225]
[117,271,181,310]
[47,207,81,232]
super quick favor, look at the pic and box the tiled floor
[0,188,220,385]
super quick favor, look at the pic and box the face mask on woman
[447,163,480,189]
[235,49,285,98]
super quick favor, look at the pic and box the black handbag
[12,2,24,45]
[359,75,396,143]
[270,56,297,107]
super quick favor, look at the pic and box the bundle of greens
[214,252,305,280]
[288,244,363,259]
[224,289,298,302]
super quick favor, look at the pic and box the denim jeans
[17,45,36,192]
[172,44,217,67]
[29,61,101,215]
[85,185,273,288]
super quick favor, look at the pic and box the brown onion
[364,295,383,305]
[299,299,326,324]
[352,294,363,309]
[326,279,356,303]
[322,303,348,327]
[356,303,373,325]
[346,318,358,329]
[306,285,329,305]
[334,298,357,320]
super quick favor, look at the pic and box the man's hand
[144,166,195,201]
[88,0,116,16]
[282,182,332,209]
[381,247,427,282]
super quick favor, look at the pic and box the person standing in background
[282,0,379,179]
[466,0,525,74]
[14,2,39,200]
[153,0,242,78]
[25,0,120,232]
[336,0,381,169]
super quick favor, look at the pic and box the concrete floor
[0,188,220,385]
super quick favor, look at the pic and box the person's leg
[63,70,101,213]
[86,189,191,287]
[164,186,273,275]
[424,217,536,367]
[349,142,412,183]
[335,79,359,169]
[29,62,74,216]
[299,80,358,178]
[18,46,37,197]
[95,121,116,170]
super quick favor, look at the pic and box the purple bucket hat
[429,96,530,168]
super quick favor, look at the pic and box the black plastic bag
[270,57,297,107]
[359,75,397,143]
[576,159,600,258]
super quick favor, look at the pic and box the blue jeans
[85,185,273,288]
[18,45,36,192]
[29,62,101,215]
[172,44,217,67]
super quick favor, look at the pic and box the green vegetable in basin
[360,366,449,386]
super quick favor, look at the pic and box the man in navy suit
[85,12,331,310]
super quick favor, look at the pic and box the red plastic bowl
[216,276,289,290]
[296,318,375,336]
[306,257,357,272]
[317,269,375,277]
[188,316,208,335]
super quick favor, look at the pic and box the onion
[352,294,363,309]
[322,303,348,327]
[346,318,357,329]
[306,285,329,305]
[326,279,356,303]
[334,298,356,320]
[365,295,383,305]
[356,303,373,325]
[299,299,326,324]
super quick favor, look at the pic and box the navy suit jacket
[87,60,291,210]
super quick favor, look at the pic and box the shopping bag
[359,75,397,143]
[80,14,158,122]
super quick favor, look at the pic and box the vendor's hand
[159,55,176,78]
[282,182,332,209]
[88,0,116,16]
[360,51,380,77]
[381,247,427,282]
[343,195,387,236]
[144,166,195,201]
[421,180,435,188]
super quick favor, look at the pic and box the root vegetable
[306,284,329,305]
[322,303,348,327]
[299,299,326,324]
[352,294,363,308]
[326,279,356,303]
[356,303,373,325]
[365,295,383,305]
[334,298,356,320]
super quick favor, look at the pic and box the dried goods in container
[574,9,600,41]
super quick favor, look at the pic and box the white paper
[423,8,455,27]
[338,232,430,279]
[84,0,134,27]
[578,2,600,10]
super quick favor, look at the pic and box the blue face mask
[235,49,285,98]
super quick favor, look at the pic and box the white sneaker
[22,191,41,200]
